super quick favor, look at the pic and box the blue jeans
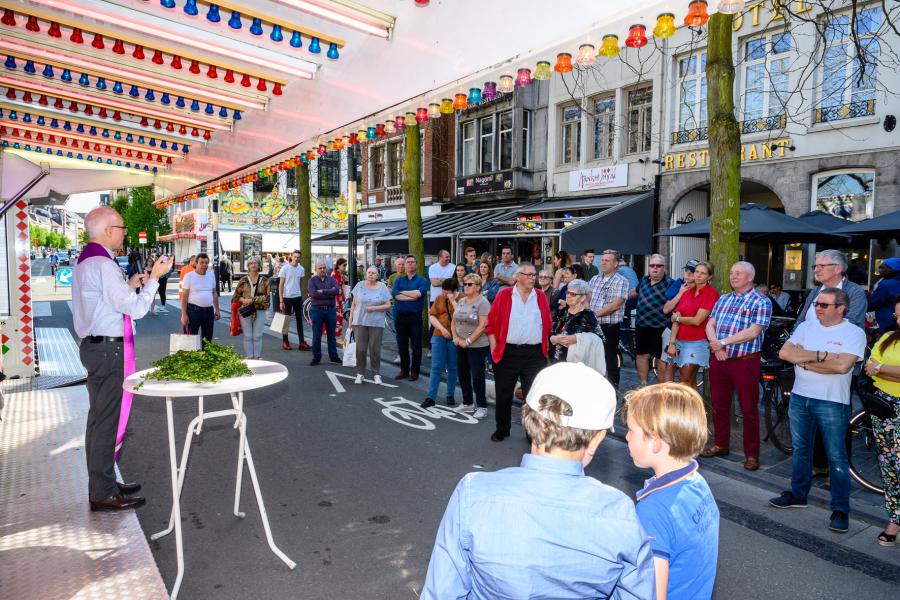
[186,303,214,343]
[427,335,457,401]
[310,305,338,360]
[789,392,851,513]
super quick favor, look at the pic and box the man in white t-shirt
[278,250,311,351]
[180,252,220,343]
[770,287,865,533]
[428,250,456,302]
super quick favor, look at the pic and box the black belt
[507,343,541,348]
[85,335,124,343]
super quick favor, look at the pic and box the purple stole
[77,242,136,459]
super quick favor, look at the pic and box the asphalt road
[36,298,900,600]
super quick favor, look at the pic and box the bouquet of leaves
[141,341,252,386]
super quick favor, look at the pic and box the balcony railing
[813,99,875,124]
[672,126,708,145]
[385,185,404,205]
[671,113,787,145]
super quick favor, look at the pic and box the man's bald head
[84,206,123,241]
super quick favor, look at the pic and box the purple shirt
[308,274,340,308]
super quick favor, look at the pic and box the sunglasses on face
[463,282,477,287]
[814,302,840,309]
[649,264,664,268]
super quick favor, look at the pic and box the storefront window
[480,116,494,173]
[521,110,531,168]
[627,86,653,154]
[369,144,385,190]
[386,141,403,187]
[742,32,790,121]
[499,110,513,170]
[678,52,707,131]
[812,170,875,221]
[560,104,581,165]
[820,8,881,108]
[461,120,476,176]
[593,95,615,159]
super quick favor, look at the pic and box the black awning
[560,192,655,255]
[314,219,405,242]
[518,192,646,214]
[373,208,514,241]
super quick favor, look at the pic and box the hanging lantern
[317,144,327,155]
[498,75,514,94]
[576,44,596,66]
[533,61,552,81]
[717,0,745,14]
[453,93,468,110]
[515,68,533,87]
[384,120,396,135]
[554,52,574,73]
[467,87,482,105]
[348,132,359,145]
[415,107,428,123]
[440,98,454,114]
[482,81,498,101]
[684,0,709,27]
[599,34,620,57]
[366,126,376,140]
[625,24,648,48]
[653,13,677,38]
[395,115,406,130]
[357,129,367,142]
[375,123,386,137]
[428,103,441,119]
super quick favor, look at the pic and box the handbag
[342,328,357,368]
[857,376,898,419]
[270,312,290,334]
[239,303,257,318]
[170,326,202,354]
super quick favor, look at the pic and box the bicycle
[760,317,794,455]
[847,408,885,495]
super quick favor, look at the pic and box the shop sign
[664,139,791,171]
[456,171,513,196]
[172,209,208,238]
[568,164,628,192]
[732,1,813,32]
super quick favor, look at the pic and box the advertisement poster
[568,164,628,192]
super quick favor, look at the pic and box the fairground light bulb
[653,13,676,38]
[576,44,596,66]
[717,0,745,14]
[498,75,514,93]
[599,34,620,57]
[533,61,552,81]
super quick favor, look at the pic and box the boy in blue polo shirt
[626,382,720,599]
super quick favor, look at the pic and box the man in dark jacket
[869,257,900,334]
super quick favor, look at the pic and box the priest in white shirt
[72,206,170,511]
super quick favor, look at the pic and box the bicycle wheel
[428,405,479,424]
[302,298,312,324]
[763,380,793,455]
[847,410,885,496]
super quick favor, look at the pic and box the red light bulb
[152,50,164,64]
[256,78,266,92]
[224,69,234,83]
[132,45,144,60]
[272,83,283,95]
[112,39,125,54]
[70,28,83,43]
[189,60,200,74]
[171,55,182,69]
[91,33,104,49]
[240,73,251,87]
[48,22,62,38]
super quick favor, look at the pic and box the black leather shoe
[329,357,342,364]
[117,481,142,495]
[90,493,146,511]
[395,372,409,380]
[310,359,321,366]
[490,431,508,442]
[421,398,436,408]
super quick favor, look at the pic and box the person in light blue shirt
[421,363,655,600]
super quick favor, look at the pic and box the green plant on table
[139,341,252,388]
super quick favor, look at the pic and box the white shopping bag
[342,328,357,368]
[169,327,202,354]
[270,312,290,335]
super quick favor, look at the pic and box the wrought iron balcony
[385,185,404,205]
[671,113,787,145]
[671,126,708,145]
[813,99,875,124]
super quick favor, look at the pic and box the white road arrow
[325,370,398,394]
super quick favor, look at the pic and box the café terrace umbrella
[833,208,900,237]
[655,203,851,244]
[797,209,854,232]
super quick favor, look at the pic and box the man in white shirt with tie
[72,206,170,511]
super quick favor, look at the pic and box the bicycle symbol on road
[372,396,479,430]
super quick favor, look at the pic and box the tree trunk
[296,162,312,283]
[402,122,424,274]
[706,13,742,290]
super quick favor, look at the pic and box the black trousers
[395,311,423,374]
[187,303,215,343]
[494,344,546,436]
[157,277,168,306]
[458,345,490,408]
[281,296,306,343]
[80,339,124,501]
[601,323,621,389]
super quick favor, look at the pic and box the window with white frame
[499,110,513,170]
[521,110,531,168]
[820,7,882,110]
[812,170,875,222]
[559,104,581,165]
[592,95,615,159]
[386,140,402,187]
[677,52,707,131]
[626,86,653,154]
[480,116,495,173]
[460,121,476,176]
[369,144,385,189]
[742,32,791,122]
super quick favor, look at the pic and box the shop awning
[560,192,656,255]
[315,220,406,242]
[518,193,646,214]
[374,209,514,241]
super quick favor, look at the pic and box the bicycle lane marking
[325,370,398,394]
[373,396,479,430]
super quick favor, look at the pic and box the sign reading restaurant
[568,164,628,192]
[664,139,792,171]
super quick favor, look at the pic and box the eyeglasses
[566,291,584,296]
[538,275,552,279]
[110,225,128,233]
[812,263,839,270]
[814,302,840,309]
[649,264,664,268]
[520,272,537,278]
[463,282,478,287]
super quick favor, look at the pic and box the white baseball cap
[525,362,617,431]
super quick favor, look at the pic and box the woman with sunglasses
[549,279,597,363]
[667,261,719,390]
[451,274,491,419]
[864,296,900,547]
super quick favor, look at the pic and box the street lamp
[347,180,358,289]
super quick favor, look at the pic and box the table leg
[230,391,243,429]
[196,396,205,435]
[233,392,246,519]
[164,399,185,598]
[153,412,203,541]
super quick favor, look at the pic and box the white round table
[124,360,294,599]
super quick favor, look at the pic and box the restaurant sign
[664,139,792,171]
[568,164,628,192]
[456,171,513,196]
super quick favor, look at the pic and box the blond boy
[626,383,720,600]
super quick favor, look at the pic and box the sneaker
[157,306,169,313]
[453,404,475,413]
[354,374,363,384]
[473,408,488,419]
[829,510,849,533]
[373,375,382,385]
[282,341,292,350]
[298,342,311,351]
[420,398,436,408]
[393,356,401,365]
[769,491,808,509]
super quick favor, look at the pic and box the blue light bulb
[183,0,198,16]
[183,145,189,154]
[23,114,30,123]
[228,11,241,29]
[308,37,321,54]
[51,118,59,127]
[102,129,110,138]
[145,89,155,101]
[64,121,72,131]
[205,103,214,115]
[270,24,283,42]
[3,56,15,69]
[233,109,242,120]
[76,124,85,133]
[160,141,168,149]
[176,96,186,108]
[206,4,220,22]
[79,73,91,86]
[114,131,122,140]
[42,64,54,78]
[7,110,15,119]
[160,0,175,8]
[326,43,339,60]
[160,92,170,104]
[218,106,228,117]
[89,126,97,135]
[24,60,36,73]
[113,81,123,94]
[250,18,263,35]
[289,31,302,48]
[37,116,45,125]
[96,77,107,90]
[171,143,179,151]
[190,99,200,111]
[149,139,157,147]
[138,136,145,143]
[129,85,140,97]
[61,69,72,82]
[116,160,122,166]
[126,134,133,142]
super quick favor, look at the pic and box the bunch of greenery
[142,341,251,385]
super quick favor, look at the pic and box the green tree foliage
[111,185,168,249]
[29,222,49,247]
[80,230,89,246]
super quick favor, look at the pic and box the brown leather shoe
[408,372,419,381]
[700,445,730,458]
[744,457,760,471]
[395,372,409,380]
[90,493,146,511]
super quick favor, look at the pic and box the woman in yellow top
[864,296,900,547]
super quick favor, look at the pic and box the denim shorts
[675,339,710,368]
